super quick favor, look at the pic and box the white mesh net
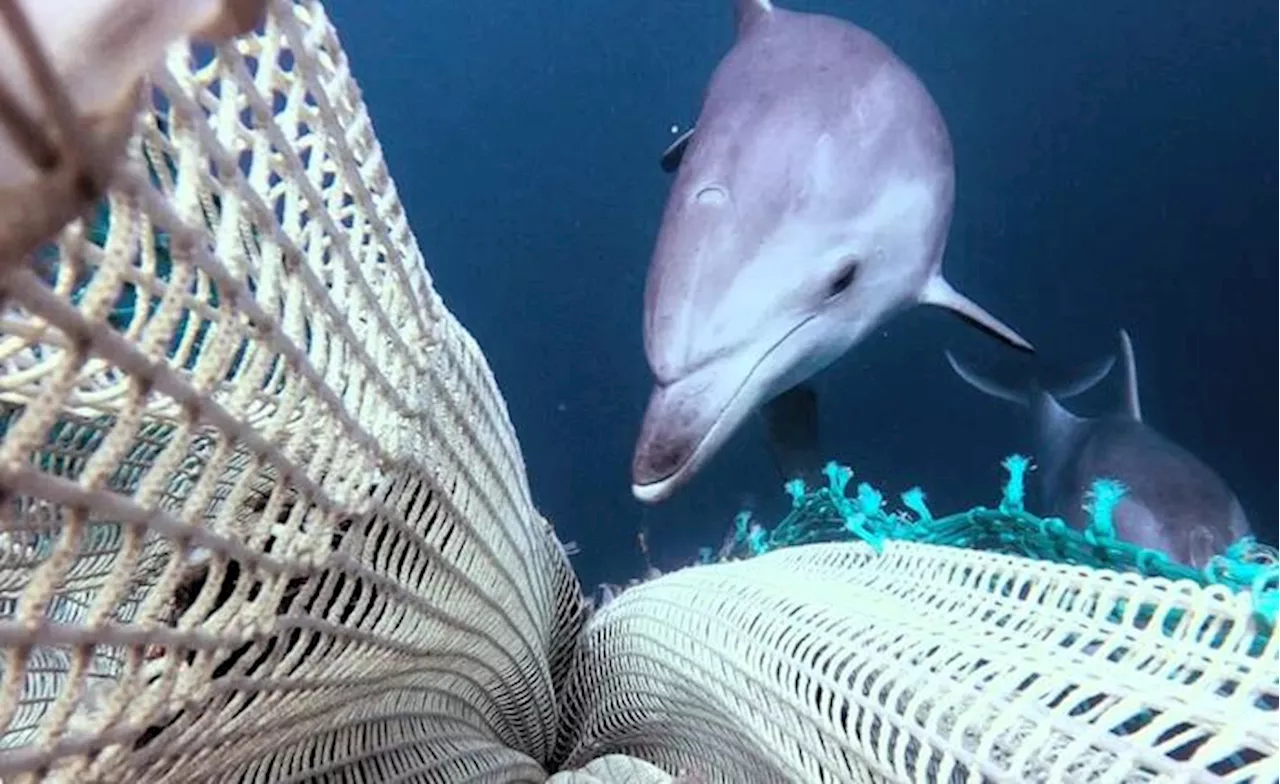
[0,1,582,780]
[0,1,1274,783]
[558,543,1278,783]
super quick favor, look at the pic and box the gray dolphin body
[947,330,1252,568]
[631,0,1033,503]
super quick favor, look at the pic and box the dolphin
[946,330,1253,568]
[631,0,1034,503]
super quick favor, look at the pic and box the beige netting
[0,1,1274,783]
[557,543,1278,783]
[0,1,583,781]
[545,755,682,784]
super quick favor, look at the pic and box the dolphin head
[631,6,1030,503]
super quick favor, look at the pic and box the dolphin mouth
[632,315,816,503]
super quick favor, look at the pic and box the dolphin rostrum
[631,0,1034,503]
[946,330,1252,568]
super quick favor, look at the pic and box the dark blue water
[329,0,1277,592]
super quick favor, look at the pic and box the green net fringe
[701,455,1278,639]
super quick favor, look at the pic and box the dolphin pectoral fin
[660,125,696,173]
[1117,328,1143,422]
[760,383,823,486]
[921,276,1035,353]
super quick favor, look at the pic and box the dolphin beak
[631,364,752,504]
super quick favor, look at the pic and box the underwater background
[328,0,1277,592]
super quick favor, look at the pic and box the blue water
[329,0,1277,592]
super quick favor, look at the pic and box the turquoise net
[700,455,1278,640]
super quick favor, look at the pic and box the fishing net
[0,1,1274,783]
[561,460,1276,782]
[708,455,1277,629]
[0,2,580,781]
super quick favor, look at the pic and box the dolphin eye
[825,261,860,300]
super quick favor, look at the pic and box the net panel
[557,540,1278,784]
[0,1,582,781]
[545,754,681,784]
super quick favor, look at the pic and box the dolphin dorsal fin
[1118,328,1142,421]
[734,0,773,35]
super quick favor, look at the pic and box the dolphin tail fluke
[944,350,1028,405]
[943,348,1116,408]
[760,383,824,487]
[1055,353,1117,400]
[920,276,1035,353]
[1118,328,1143,422]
